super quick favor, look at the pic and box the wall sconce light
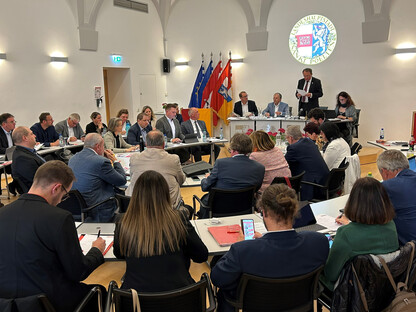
[395,47,416,54]
[50,56,68,63]
[0,53,6,60]
[231,58,244,63]
[175,61,189,66]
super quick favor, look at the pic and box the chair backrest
[271,171,305,200]
[350,142,362,155]
[324,162,349,199]
[208,186,256,218]
[115,194,131,213]
[234,265,324,312]
[0,294,56,312]
[12,176,29,194]
[74,286,102,312]
[107,273,215,312]
[5,146,16,161]
[57,190,87,222]
[354,108,361,138]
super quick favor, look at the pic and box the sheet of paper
[254,222,268,235]
[79,234,114,256]
[297,89,307,96]
[315,214,342,231]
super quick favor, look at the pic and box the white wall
[166,0,416,142]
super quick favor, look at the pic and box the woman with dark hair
[335,91,357,145]
[320,122,350,170]
[113,170,208,292]
[85,112,107,135]
[303,122,324,150]
[142,106,156,130]
[321,177,398,290]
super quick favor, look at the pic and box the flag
[200,60,222,108]
[197,60,213,108]
[188,63,204,108]
[212,59,232,126]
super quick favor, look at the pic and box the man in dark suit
[11,126,46,193]
[377,150,416,245]
[211,183,329,312]
[0,161,105,312]
[68,133,127,222]
[233,91,258,117]
[285,125,329,201]
[54,113,85,141]
[30,112,60,147]
[181,108,220,162]
[296,68,323,116]
[0,113,15,154]
[198,133,265,218]
[156,103,190,163]
[126,112,150,150]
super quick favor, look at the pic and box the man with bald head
[11,126,46,192]
[181,107,220,162]
[68,133,126,222]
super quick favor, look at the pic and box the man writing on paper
[0,161,105,312]
[54,113,85,142]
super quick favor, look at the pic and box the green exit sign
[111,55,122,64]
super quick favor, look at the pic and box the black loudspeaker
[162,59,170,73]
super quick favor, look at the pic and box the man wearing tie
[262,93,290,117]
[126,112,151,151]
[296,68,323,116]
[181,108,220,162]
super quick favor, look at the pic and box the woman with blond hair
[113,170,208,292]
[104,117,137,153]
[249,130,291,193]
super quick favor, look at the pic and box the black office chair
[193,186,256,219]
[225,265,324,312]
[105,273,216,312]
[301,162,349,202]
[115,193,131,213]
[74,286,103,312]
[57,190,117,222]
[0,294,56,312]
[354,109,361,138]
[350,142,362,155]
[271,171,305,200]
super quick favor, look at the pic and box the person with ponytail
[211,183,329,312]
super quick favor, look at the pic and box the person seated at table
[54,113,85,142]
[142,105,156,130]
[113,170,208,293]
[262,92,289,117]
[307,108,327,126]
[320,177,398,291]
[104,117,138,153]
[211,183,329,312]
[30,112,60,147]
[320,122,350,170]
[0,113,16,154]
[335,91,357,145]
[68,133,127,222]
[173,103,184,124]
[233,91,258,117]
[304,122,324,150]
[249,130,291,193]
[126,112,151,146]
[116,108,130,135]
[85,112,108,135]
[285,125,329,201]
[181,107,220,163]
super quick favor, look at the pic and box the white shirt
[166,115,176,138]
[241,102,249,115]
[303,80,312,102]
[192,120,203,137]
[274,103,281,116]
[66,121,75,138]
[2,126,13,148]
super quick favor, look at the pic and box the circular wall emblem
[289,15,337,65]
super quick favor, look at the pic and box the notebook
[208,224,241,247]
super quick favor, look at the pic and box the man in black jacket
[233,91,258,117]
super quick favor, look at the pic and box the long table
[37,141,84,156]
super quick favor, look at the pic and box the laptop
[293,203,327,232]
[409,156,416,172]
[184,133,199,143]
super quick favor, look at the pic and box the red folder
[208,224,241,247]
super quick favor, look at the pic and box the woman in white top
[320,122,350,170]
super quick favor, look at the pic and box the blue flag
[197,60,213,108]
[188,64,204,108]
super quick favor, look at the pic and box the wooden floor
[0,145,383,311]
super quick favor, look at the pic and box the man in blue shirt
[377,150,416,245]
[30,112,60,147]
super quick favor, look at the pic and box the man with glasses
[233,91,258,117]
[0,161,106,312]
[126,112,150,148]
[68,133,126,222]
[55,113,85,142]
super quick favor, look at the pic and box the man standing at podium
[296,68,323,116]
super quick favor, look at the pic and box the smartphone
[241,219,255,240]
[325,234,334,248]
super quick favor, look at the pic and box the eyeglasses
[61,185,70,202]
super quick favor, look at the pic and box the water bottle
[125,120,131,133]
[164,135,168,148]
[380,128,384,140]
[219,127,224,140]
[266,124,271,133]
[59,134,65,147]
[202,131,207,142]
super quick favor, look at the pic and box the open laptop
[184,133,199,143]
[293,202,327,232]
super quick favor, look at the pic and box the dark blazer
[296,77,323,115]
[30,123,59,147]
[113,213,208,292]
[211,230,329,312]
[85,121,108,135]
[156,115,185,140]
[201,155,265,192]
[233,100,258,116]
[0,194,104,312]
[0,128,13,154]
[176,113,184,124]
[68,148,127,222]
[285,138,329,201]
[126,123,150,145]
[382,169,416,245]
[54,120,84,139]
[181,119,210,138]
[11,145,45,191]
